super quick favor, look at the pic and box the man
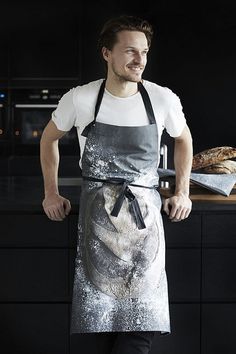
[40,15,192,354]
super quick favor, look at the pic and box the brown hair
[97,15,153,53]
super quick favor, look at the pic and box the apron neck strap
[94,79,106,119]
[81,79,156,137]
[138,81,156,124]
[95,79,156,124]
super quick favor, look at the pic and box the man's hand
[42,193,71,221]
[163,193,192,222]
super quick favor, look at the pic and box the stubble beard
[111,63,144,83]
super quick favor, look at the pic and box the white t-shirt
[51,78,186,168]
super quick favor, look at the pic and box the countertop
[0,176,236,213]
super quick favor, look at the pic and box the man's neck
[105,77,141,98]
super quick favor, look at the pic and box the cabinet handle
[14,104,57,108]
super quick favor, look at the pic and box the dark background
[1,0,236,166]
[1,2,236,354]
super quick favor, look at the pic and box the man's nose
[134,52,142,62]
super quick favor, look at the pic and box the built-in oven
[11,88,79,156]
[0,90,10,156]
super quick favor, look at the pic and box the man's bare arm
[174,124,193,197]
[40,120,71,221]
[163,124,193,221]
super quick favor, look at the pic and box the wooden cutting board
[159,183,236,202]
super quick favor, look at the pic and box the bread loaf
[192,146,236,170]
[202,160,236,174]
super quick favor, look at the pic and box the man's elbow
[40,120,65,146]
[175,125,193,145]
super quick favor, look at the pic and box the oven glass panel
[13,106,79,155]
[18,108,77,144]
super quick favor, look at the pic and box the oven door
[0,101,11,156]
[13,104,79,155]
[0,103,5,140]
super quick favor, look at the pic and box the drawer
[202,249,236,301]
[0,214,68,247]
[69,214,79,248]
[163,214,201,247]
[202,214,236,246]
[69,248,77,297]
[0,249,69,301]
[0,304,69,354]
[166,249,201,302]
[150,304,201,354]
[201,304,236,354]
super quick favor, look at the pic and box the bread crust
[202,160,236,174]
[192,146,236,170]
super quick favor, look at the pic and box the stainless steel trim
[58,177,82,186]
[160,144,169,188]
[14,104,57,108]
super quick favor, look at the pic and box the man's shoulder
[72,79,104,107]
[143,79,174,95]
[143,79,180,104]
[75,78,104,93]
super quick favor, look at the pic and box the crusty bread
[192,146,236,170]
[202,160,236,174]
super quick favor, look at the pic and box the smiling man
[40,15,193,354]
[104,30,148,85]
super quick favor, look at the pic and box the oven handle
[14,104,57,108]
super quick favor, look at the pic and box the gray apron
[70,80,171,335]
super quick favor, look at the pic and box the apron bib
[70,80,171,335]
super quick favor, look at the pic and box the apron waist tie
[82,175,159,230]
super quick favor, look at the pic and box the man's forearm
[174,127,193,196]
[40,139,60,197]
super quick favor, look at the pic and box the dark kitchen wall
[1,0,236,167]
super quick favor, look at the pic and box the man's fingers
[63,199,71,215]
[163,199,171,215]
[169,204,178,219]
[172,206,192,221]
[45,209,52,220]
[179,208,188,220]
[42,195,72,221]
[185,208,191,219]
[51,208,63,221]
[163,194,192,222]
[47,207,62,221]
[57,206,66,220]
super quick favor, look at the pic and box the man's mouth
[127,65,143,72]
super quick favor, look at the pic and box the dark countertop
[0,176,236,213]
[0,176,81,213]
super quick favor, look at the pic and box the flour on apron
[70,80,171,335]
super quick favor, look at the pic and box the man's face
[103,30,149,83]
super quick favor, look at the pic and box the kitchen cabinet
[0,304,69,354]
[0,176,236,353]
[0,42,8,79]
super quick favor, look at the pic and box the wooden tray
[159,183,236,202]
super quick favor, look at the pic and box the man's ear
[102,47,110,62]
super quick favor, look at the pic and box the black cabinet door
[0,249,69,301]
[0,304,69,354]
[202,304,236,354]
[166,248,201,302]
[202,248,236,301]
[150,304,201,354]
[10,30,79,79]
[0,214,68,247]
[163,214,201,247]
[203,213,236,247]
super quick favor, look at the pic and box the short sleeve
[51,88,77,131]
[164,90,186,138]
